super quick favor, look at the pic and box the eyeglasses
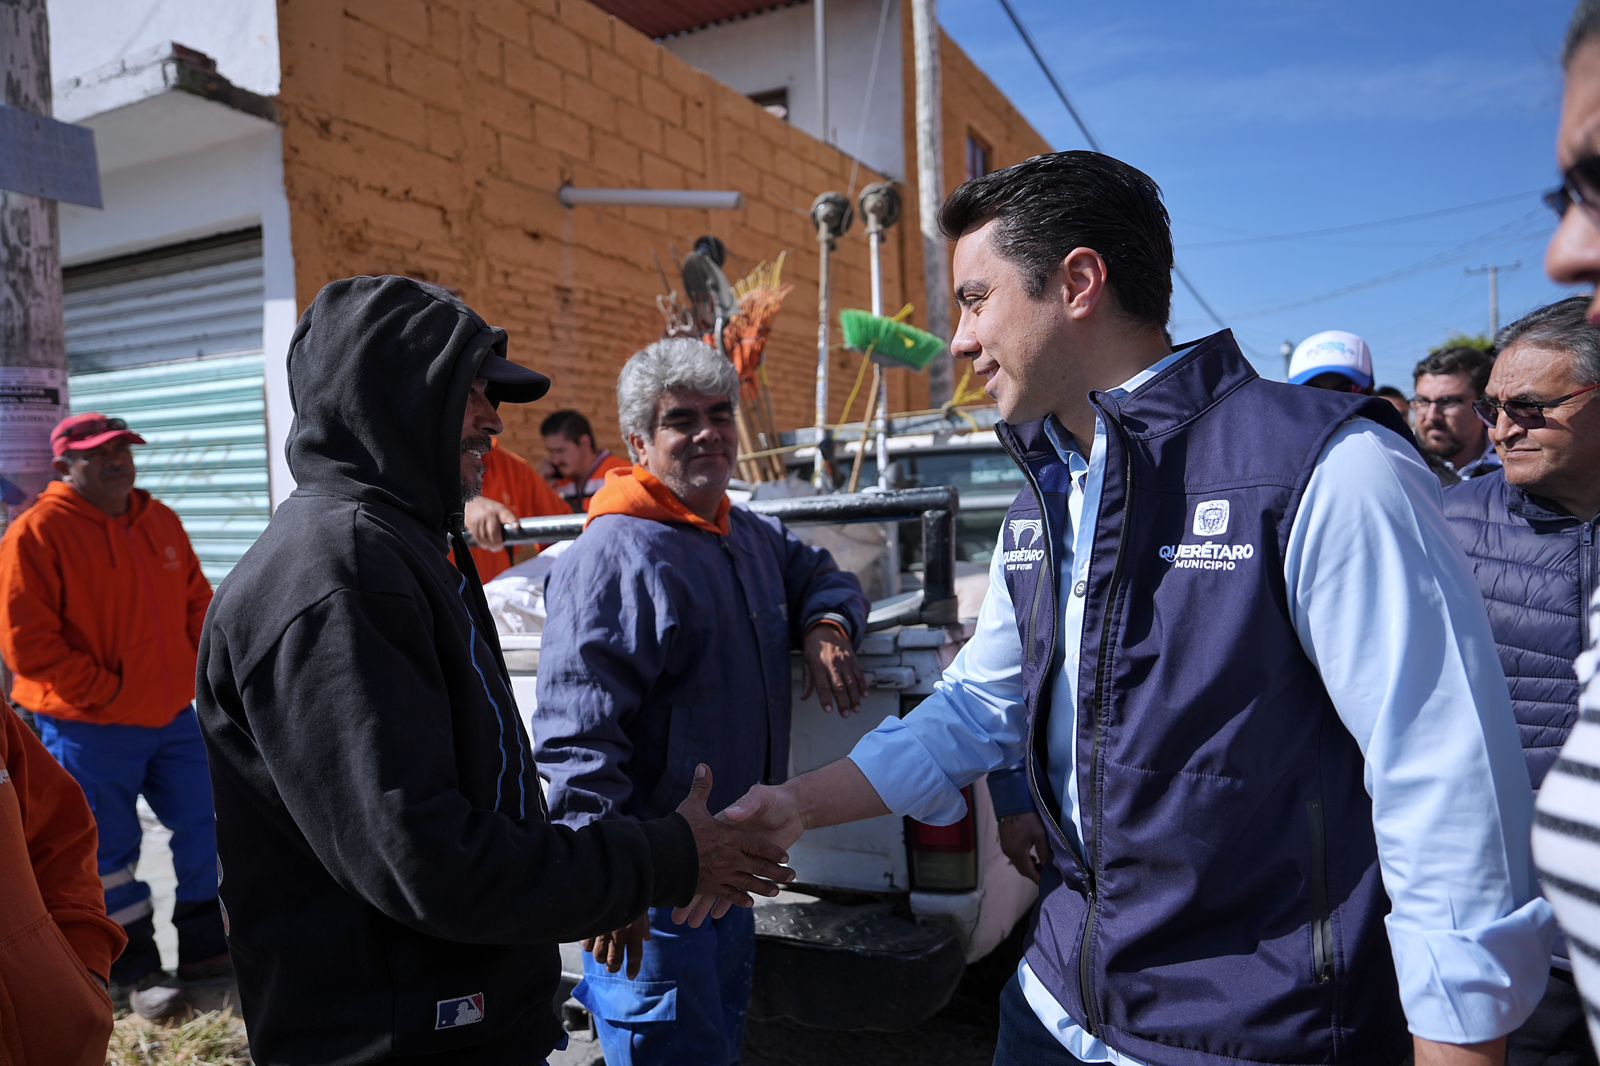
[1473,381,1600,427]
[59,416,129,442]
[1408,395,1470,413]
[1543,155,1600,221]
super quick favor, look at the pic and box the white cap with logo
[1287,330,1374,390]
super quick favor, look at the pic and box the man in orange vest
[461,440,568,581]
[0,414,223,1021]
[540,409,629,513]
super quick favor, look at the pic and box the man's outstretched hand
[673,781,808,928]
[674,764,794,919]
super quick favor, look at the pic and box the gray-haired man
[534,338,869,1065]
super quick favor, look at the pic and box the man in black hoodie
[197,276,791,1066]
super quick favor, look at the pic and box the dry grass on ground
[106,1009,251,1066]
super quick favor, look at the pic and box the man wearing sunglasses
[1439,295,1600,1065]
[0,413,225,1021]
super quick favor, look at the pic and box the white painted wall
[48,0,279,118]
[664,0,905,180]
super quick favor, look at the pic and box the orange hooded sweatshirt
[585,465,731,535]
[0,704,124,1065]
[0,482,212,727]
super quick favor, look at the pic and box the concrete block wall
[275,0,927,461]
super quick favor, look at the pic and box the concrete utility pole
[1466,261,1520,337]
[910,0,954,406]
[0,0,68,531]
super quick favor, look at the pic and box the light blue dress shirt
[850,355,1554,1061]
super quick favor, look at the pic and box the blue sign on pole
[0,103,102,208]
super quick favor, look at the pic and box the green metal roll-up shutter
[64,233,269,586]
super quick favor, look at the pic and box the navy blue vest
[997,331,1412,1066]
[1441,471,1599,790]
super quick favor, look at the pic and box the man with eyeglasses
[1437,295,1600,1065]
[0,413,226,1021]
[1411,346,1500,481]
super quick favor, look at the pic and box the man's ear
[1060,246,1111,321]
[52,456,71,479]
[626,434,648,469]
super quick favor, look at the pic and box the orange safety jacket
[466,443,570,581]
[0,704,124,1065]
[551,450,629,514]
[0,482,212,727]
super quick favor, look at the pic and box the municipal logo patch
[1003,517,1046,571]
[1192,499,1230,537]
[1008,518,1043,549]
[435,993,485,1030]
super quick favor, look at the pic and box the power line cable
[1181,190,1544,249]
[994,0,1103,152]
[1228,211,1550,321]
[994,0,1239,343]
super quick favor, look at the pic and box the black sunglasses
[1544,155,1600,220]
[60,416,130,442]
[1473,381,1600,427]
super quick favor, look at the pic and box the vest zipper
[1306,797,1334,983]
[1080,428,1133,1037]
[994,429,1086,886]
[1582,522,1596,651]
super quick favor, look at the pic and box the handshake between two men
[586,755,890,980]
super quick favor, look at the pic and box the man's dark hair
[938,150,1174,329]
[539,409,595,445]
[1374,384,1407,402]
[1566,0,1600,64]
[1494,296,1600,386]
[1412,347,1495,395]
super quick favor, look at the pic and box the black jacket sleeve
[235,588,697,945]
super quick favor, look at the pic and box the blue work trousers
[37,708,220,935]
[575,904,755,1066]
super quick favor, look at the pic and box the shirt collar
[1043,344,1197,468]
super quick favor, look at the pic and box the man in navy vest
[684,152,1555,1066]
[1440,295,1600,1066]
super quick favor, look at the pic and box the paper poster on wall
[0,365,67,509]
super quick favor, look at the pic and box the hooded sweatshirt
[0,704,124,1066]
[586,464,732,535]
[0,482,211,726]
[196,276,698,1066]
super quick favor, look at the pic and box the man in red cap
[0,412,224,1021]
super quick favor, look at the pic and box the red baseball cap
[50,413,147,459]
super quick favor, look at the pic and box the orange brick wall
[275,0,927,463]
[937,30,1053,187]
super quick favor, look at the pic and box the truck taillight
[906,786,978,892]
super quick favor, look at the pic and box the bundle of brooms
[716,253,793,482]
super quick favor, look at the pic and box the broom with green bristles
[840,308,946,371]
[838,306,947,491]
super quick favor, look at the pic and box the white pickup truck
[493,426,1037,1032]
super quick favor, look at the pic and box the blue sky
[939,0,1582,387]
